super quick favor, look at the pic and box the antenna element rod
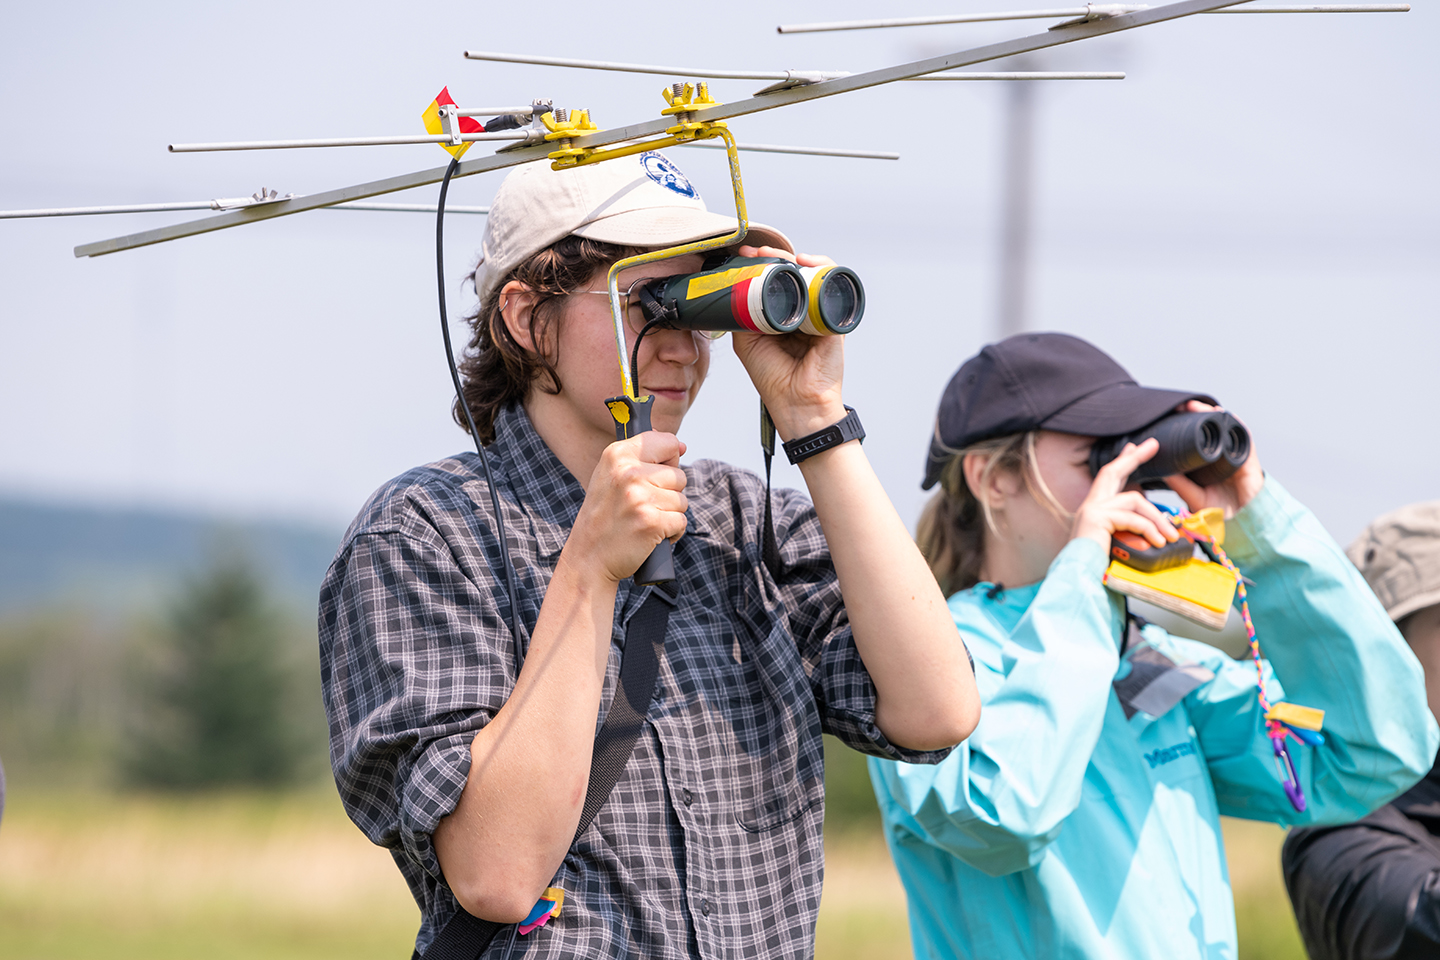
[779,3,1407,32]
[168,132,527,153]
[908,71,1125,80]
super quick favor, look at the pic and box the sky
[1,1,1436,545]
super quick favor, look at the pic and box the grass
[1225,818,1308,960]
[0,789,1304,959]
[0,789,416,960]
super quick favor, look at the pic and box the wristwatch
[783,406,865,465]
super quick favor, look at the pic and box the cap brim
[922,423,952,491]
[1040,382,1217,438]
[922,382,1219,490]
[574,208,792,254]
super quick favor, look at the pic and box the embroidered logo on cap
[641,152,697,199]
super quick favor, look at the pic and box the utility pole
[996,62,1037,338]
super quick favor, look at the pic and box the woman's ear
[961,453,993,508]
[498,280,541,353]
[963,453,1016,514]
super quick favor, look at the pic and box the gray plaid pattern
[319,404,948,958]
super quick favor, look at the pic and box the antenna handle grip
[605,394,677,586]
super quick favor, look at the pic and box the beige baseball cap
[472,151,791,307]
[1347,501,1440,622]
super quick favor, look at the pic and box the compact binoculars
[633,255,865,337]
[1089,410,1251,488]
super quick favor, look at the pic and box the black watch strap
[782,406,865,465]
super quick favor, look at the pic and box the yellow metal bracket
[660,81,726,141]
[541,108,601,167]
[550,83,748,401]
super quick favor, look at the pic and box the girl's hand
[728,244,847,440]
[1163,400,1265,519]
[565,432,689,583]
[1071,439,1180,552]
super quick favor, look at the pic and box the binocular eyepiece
[633,256,865,337]
[1089,410,1250,488]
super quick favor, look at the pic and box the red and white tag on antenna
[422,87,483,158]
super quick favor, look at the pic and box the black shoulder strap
[759,402,781,578]
[421,583,676,960]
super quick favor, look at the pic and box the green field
[0,789,1304,959]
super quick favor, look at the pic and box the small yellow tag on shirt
[1267,702,1325,732]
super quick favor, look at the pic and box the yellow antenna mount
[542,108,600,167]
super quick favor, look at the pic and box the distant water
[0,498,343,617]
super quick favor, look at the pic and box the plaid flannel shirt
[319,403,949,958]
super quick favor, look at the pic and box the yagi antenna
[778,3,1408,34]
[71,0,1407,258]
[166,136,898,161]
[159,95,891,160]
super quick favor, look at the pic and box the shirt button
[682,789,694,807]
[700,899,712,916]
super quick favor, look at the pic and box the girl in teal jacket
[870,333,1438,960]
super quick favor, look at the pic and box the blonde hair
[916,431,1071,596]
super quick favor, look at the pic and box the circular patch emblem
[641,152,697,199]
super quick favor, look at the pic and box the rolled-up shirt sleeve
[320,523,516,884]
[767,484,952,767]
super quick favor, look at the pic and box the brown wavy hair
[453,236,644,444]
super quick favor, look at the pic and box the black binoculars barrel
[639,256,865,337]
[653,258,807,335]
[1089,411,1250,487]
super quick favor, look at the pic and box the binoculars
[633,256,865,337]
[1089,410,1250,488]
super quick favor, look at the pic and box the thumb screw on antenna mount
[553,107,571,151]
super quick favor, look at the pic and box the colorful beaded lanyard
[1158,503,1325,813]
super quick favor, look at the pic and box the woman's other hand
[1164,400,1265,518]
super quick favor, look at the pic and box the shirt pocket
[717,574,824,833]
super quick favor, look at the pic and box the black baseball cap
[922,332,1216,490]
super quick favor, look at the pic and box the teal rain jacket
[869,478,1439,960]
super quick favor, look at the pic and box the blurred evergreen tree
[124,553,308,788]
